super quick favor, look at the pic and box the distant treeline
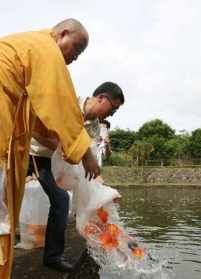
[108,119,201,166]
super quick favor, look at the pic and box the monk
[0,18,100,278]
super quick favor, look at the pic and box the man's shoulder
[0,29,46,40]
[0,29,55,51]
[0,28,64,65]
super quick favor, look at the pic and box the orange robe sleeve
[24,32,91,163]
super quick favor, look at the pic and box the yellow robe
[0,29,91,278]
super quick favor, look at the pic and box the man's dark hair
[93,82,124,104]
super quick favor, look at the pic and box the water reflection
[118,186,201,279]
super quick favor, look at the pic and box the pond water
[13,185,201,279]
[111,185,201,279]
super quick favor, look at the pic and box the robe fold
[0,29,91,278]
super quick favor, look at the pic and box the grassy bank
[102,166,201,187]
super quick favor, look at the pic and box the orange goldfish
[99,232,119,250]
[105,223,122,237]
[132,247,145,258]
[97,208,109,223]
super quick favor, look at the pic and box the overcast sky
[1,0,201,132]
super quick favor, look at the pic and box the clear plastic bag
[16,179,50,249]
[51,148,147,269]
[51,146,79,191]
[51,148,121,234]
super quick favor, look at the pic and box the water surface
[13,185,201,279]
[117,185,201,279]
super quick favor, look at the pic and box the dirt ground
[12,222,99,279]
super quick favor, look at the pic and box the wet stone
[12,223,99,279]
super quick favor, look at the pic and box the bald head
[53,19,89,42]
[52,18,89,65]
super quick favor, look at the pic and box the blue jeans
[28,156,69,264]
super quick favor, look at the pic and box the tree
[129,141,154,168]
[137,119,175,160]
[138,119,175,139]
[109,129,136,152]
[189,129,201,158]
[165,134,191,159]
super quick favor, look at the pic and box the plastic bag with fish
[51,147,146,268]
[51,147,121,233]
[16,179,50,249]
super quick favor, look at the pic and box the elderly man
[0,18,100,279]
[28,81,124,272]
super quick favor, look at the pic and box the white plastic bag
[51,148,121,234]
[16,179,50,249]
[72,164,121,234]
[51,148,147,268]
[51,146,79,191]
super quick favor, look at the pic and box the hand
[82,148,100,181]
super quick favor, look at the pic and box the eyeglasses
[102,95,118,116]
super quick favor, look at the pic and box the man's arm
[25,38,91,163]
[33,118,58,150]
[32,131,58,151]
[25,37,99,178]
